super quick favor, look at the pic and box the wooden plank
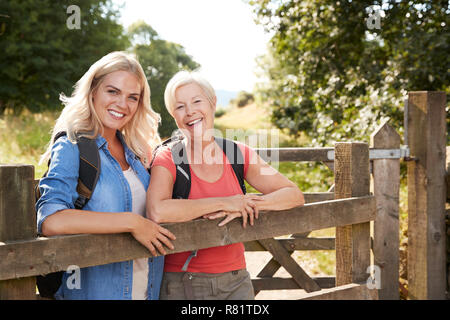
[301,283,378,300]
[303,192,334,203]
[335,143,371,286]
[371,120,400,299]
[249,192,334,204]
[0,165,36,300]
[244,238,335,251]
[255,258,283,288]
[255,245,292,285]
[0,196,376,280]
[255,147,333,162]
[446,146,450,201]
[252,277,335,291]
[407,91,447,300]
[258,238,321,292]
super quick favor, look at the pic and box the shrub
[232,91,254,108]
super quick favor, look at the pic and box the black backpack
[151,135,247,270]
[35,131,100,299]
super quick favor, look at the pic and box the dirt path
[245,252,311,300]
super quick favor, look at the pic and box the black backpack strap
[214,137,246,195]
[149,135,185,169]
[171,140,191,200]
[74,137,100,209]
[165,138,194,271]
[47,132,100,209]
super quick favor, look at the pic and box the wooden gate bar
[0,165,36,299]
[335,142,371,285]
[244,238,335,251]
[407,91,447,300]
[371,121,400,299]
[0,195,375,281]
[251,277,335,291]
[258,238,321,292]
[302,283,378,300]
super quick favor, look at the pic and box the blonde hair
[164,70,216,116]
[41,51,161,165]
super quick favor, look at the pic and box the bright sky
[113,0,272,92]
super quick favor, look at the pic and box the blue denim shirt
[36,132,164,300]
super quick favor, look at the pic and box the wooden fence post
[407,91,447,300]
[335,142,371,285]
[371,121,400,299]
[0,164,36,299]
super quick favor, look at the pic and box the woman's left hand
[203,209,257,228]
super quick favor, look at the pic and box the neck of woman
[102,128,119,146]
[185,136,221,166]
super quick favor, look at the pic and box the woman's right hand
[206,194,262,228]
[130,214,176,256]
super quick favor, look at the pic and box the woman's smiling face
[92,70,141,137]
[172,82,216,141]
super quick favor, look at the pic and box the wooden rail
[0,196,375,281]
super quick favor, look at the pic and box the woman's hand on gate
[130,214,176,256]
[204,208,257,228]
[219,194,261,227]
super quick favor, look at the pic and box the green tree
[249,0,449,146]
[128,21,200,138]
[0,0,129,114]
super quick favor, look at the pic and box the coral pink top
[151,141,251,273]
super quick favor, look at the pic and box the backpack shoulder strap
[37,132,100,210]
[170,139,191,199]
[149,135,184,169]
[74,136,100,209]
[214,137,246,195]
[168,139,194,271]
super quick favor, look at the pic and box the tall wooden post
[371,121,400,299]
[335,142,371,285]
[0,164,37,299]
[407,91,447,300]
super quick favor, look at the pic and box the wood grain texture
[0,196,376,281]
[335,143,371,286]
[371,121,400,299]
[0,165,36,299]
[301,283,378,300]
[407,91,447,300]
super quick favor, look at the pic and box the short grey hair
[164,70,216,116]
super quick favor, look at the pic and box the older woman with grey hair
[147,71,304,300]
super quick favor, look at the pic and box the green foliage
[214,107,227,118]
[128,21,200,138]
[248,0,450,146]
[231,91,255,108]
[0,0,129,114]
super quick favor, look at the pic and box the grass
[0,109,58,177]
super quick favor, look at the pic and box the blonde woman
[147,71,304,300]
[36,51,175,300]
